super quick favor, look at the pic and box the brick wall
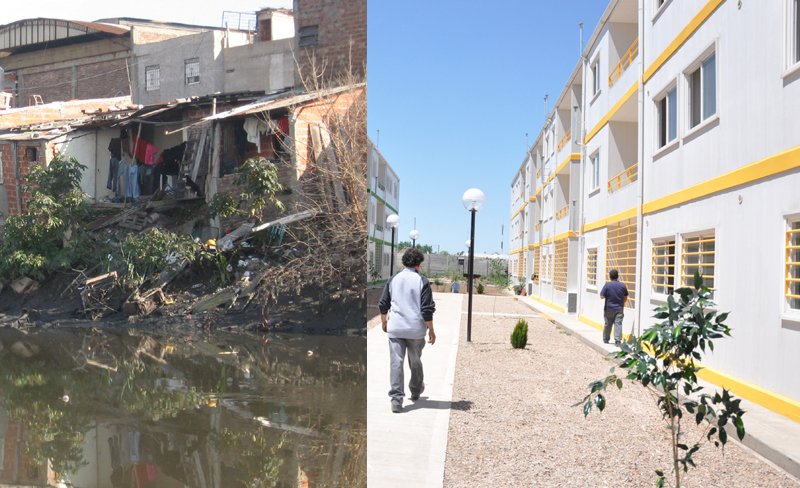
[294,0,366,84]
[15,58,131,106]
[75,59,131,99]
[0,141,47,216]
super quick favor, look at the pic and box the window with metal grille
[145,65,160,91]
[652,238,676,295]
[786,219,800,310]
[542,246,553,283]
[533,246,541,283]
[587,248,598,288]
[554,237,568,292]
[185,58,200,84]
[299,25,319,47]
[606,218,637,308]
[681,233,715,290]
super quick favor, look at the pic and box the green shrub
[118,228,197,288]
[510,319,528,349]
[0,153,95,280]
[476,282,485,294]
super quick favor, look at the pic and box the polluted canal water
[0,323,366,487]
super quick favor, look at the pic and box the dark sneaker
[410,383,425,401]
[615,341,622,346]
[603,340,610,344]
[391,402,402,413]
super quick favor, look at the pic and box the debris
[189,288,238,313]
[10,340,40,358]
[117,211,148,231]
[10,277,40,294]
[81,271,118,316]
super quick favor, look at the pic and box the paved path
[367,292,463,488]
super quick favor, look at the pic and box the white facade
[511,0,800,422]
[367,140,400,281]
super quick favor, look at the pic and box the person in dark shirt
[599,269,628,346]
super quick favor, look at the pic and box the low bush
[476,282,485,294]
[510,319,528,349]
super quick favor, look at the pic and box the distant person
[600,269,628,346]
[378,248,436,413]
[451,280,460,293]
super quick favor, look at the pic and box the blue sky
[368,1,607,254]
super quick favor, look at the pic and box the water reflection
[0,325,365,487]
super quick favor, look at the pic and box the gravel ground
[443,295,799,488]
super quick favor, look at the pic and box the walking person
[379,248,436,413]
[600,269,628,346]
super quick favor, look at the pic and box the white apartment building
[368,140,400,281]
[510,0,800,423]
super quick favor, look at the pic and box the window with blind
[607,218,637,308]
[681,233,715,290]
[652,238,676,295]
[786,219,800,311]
[587,248,598,288]
[554,238,568,292]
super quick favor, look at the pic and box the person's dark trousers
[388,337,425,405]
[603,309,624,343]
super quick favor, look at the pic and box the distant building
[367,140,399,280]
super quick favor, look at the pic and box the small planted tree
[576,273,745,488]
[510,319,528,349]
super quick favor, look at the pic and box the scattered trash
[10,277,40,294]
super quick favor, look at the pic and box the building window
[591,58,601,96]
[607,218,637,308]
[788,0,800,67]
[688,52,716,128]
[554,238,568,292]
[786,218,800,310]
[299,25,319,47]
[533,246,541,283]
[145,65,160,91]
[681,233,715,290]
[25,146,37,161]
[652,238,676,295]
[590,151,600,191]
[587,248,598,288]
[657,86,677,148]
[185,58,200,85]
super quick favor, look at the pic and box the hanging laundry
[243,117,268,152]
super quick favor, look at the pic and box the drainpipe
[635,0,646,337]
[575,27,590,319]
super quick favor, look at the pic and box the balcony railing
[608,37,639,87]
[607,162,639,193]
[557,130,571,152]
[555,205,569,221]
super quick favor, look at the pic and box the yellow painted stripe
[643,0,726,83]
[525,242,541,250]
[529,294,566,313]
[584,82,637,144]
[542,230,577,245]
[696,364,800,423]
[510,201,528,221]
[644,144,800,215]
[582,206,638,233]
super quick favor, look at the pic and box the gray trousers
[603,309,624,343]
[388,337,425,404]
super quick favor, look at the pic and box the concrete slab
[367,292,463,488]
[516,295,800,481]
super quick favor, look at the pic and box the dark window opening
[299,25,319,47]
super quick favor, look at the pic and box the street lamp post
[387,214,400,276]
[462,188,485,342]
[410,229,420,249]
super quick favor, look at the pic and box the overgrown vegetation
[117,228,196,288]
[576,273,745,488]
[0,153,95,280]
[208,157,284,220]
[510,319,528,349]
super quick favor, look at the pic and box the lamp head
[410,229,420,240]
[386,214,400,229]
[462,188,486,211]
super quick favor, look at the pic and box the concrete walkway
[516,295,800,480]
[367,292,463,488]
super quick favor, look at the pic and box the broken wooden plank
[251,209,316,233]
[216,222,254,250]
[117,211,148,230]
[85,271,118,287]
[190,288,237,313]
[191,129,208,182]
[86,206,140,232]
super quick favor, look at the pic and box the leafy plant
[476,282,485,294]
[576,273,745,488]
[236,157,285,218]
[118,228,197,288]
[0,153,95,280]
[208,192,239,219]
[510,319,528,349]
